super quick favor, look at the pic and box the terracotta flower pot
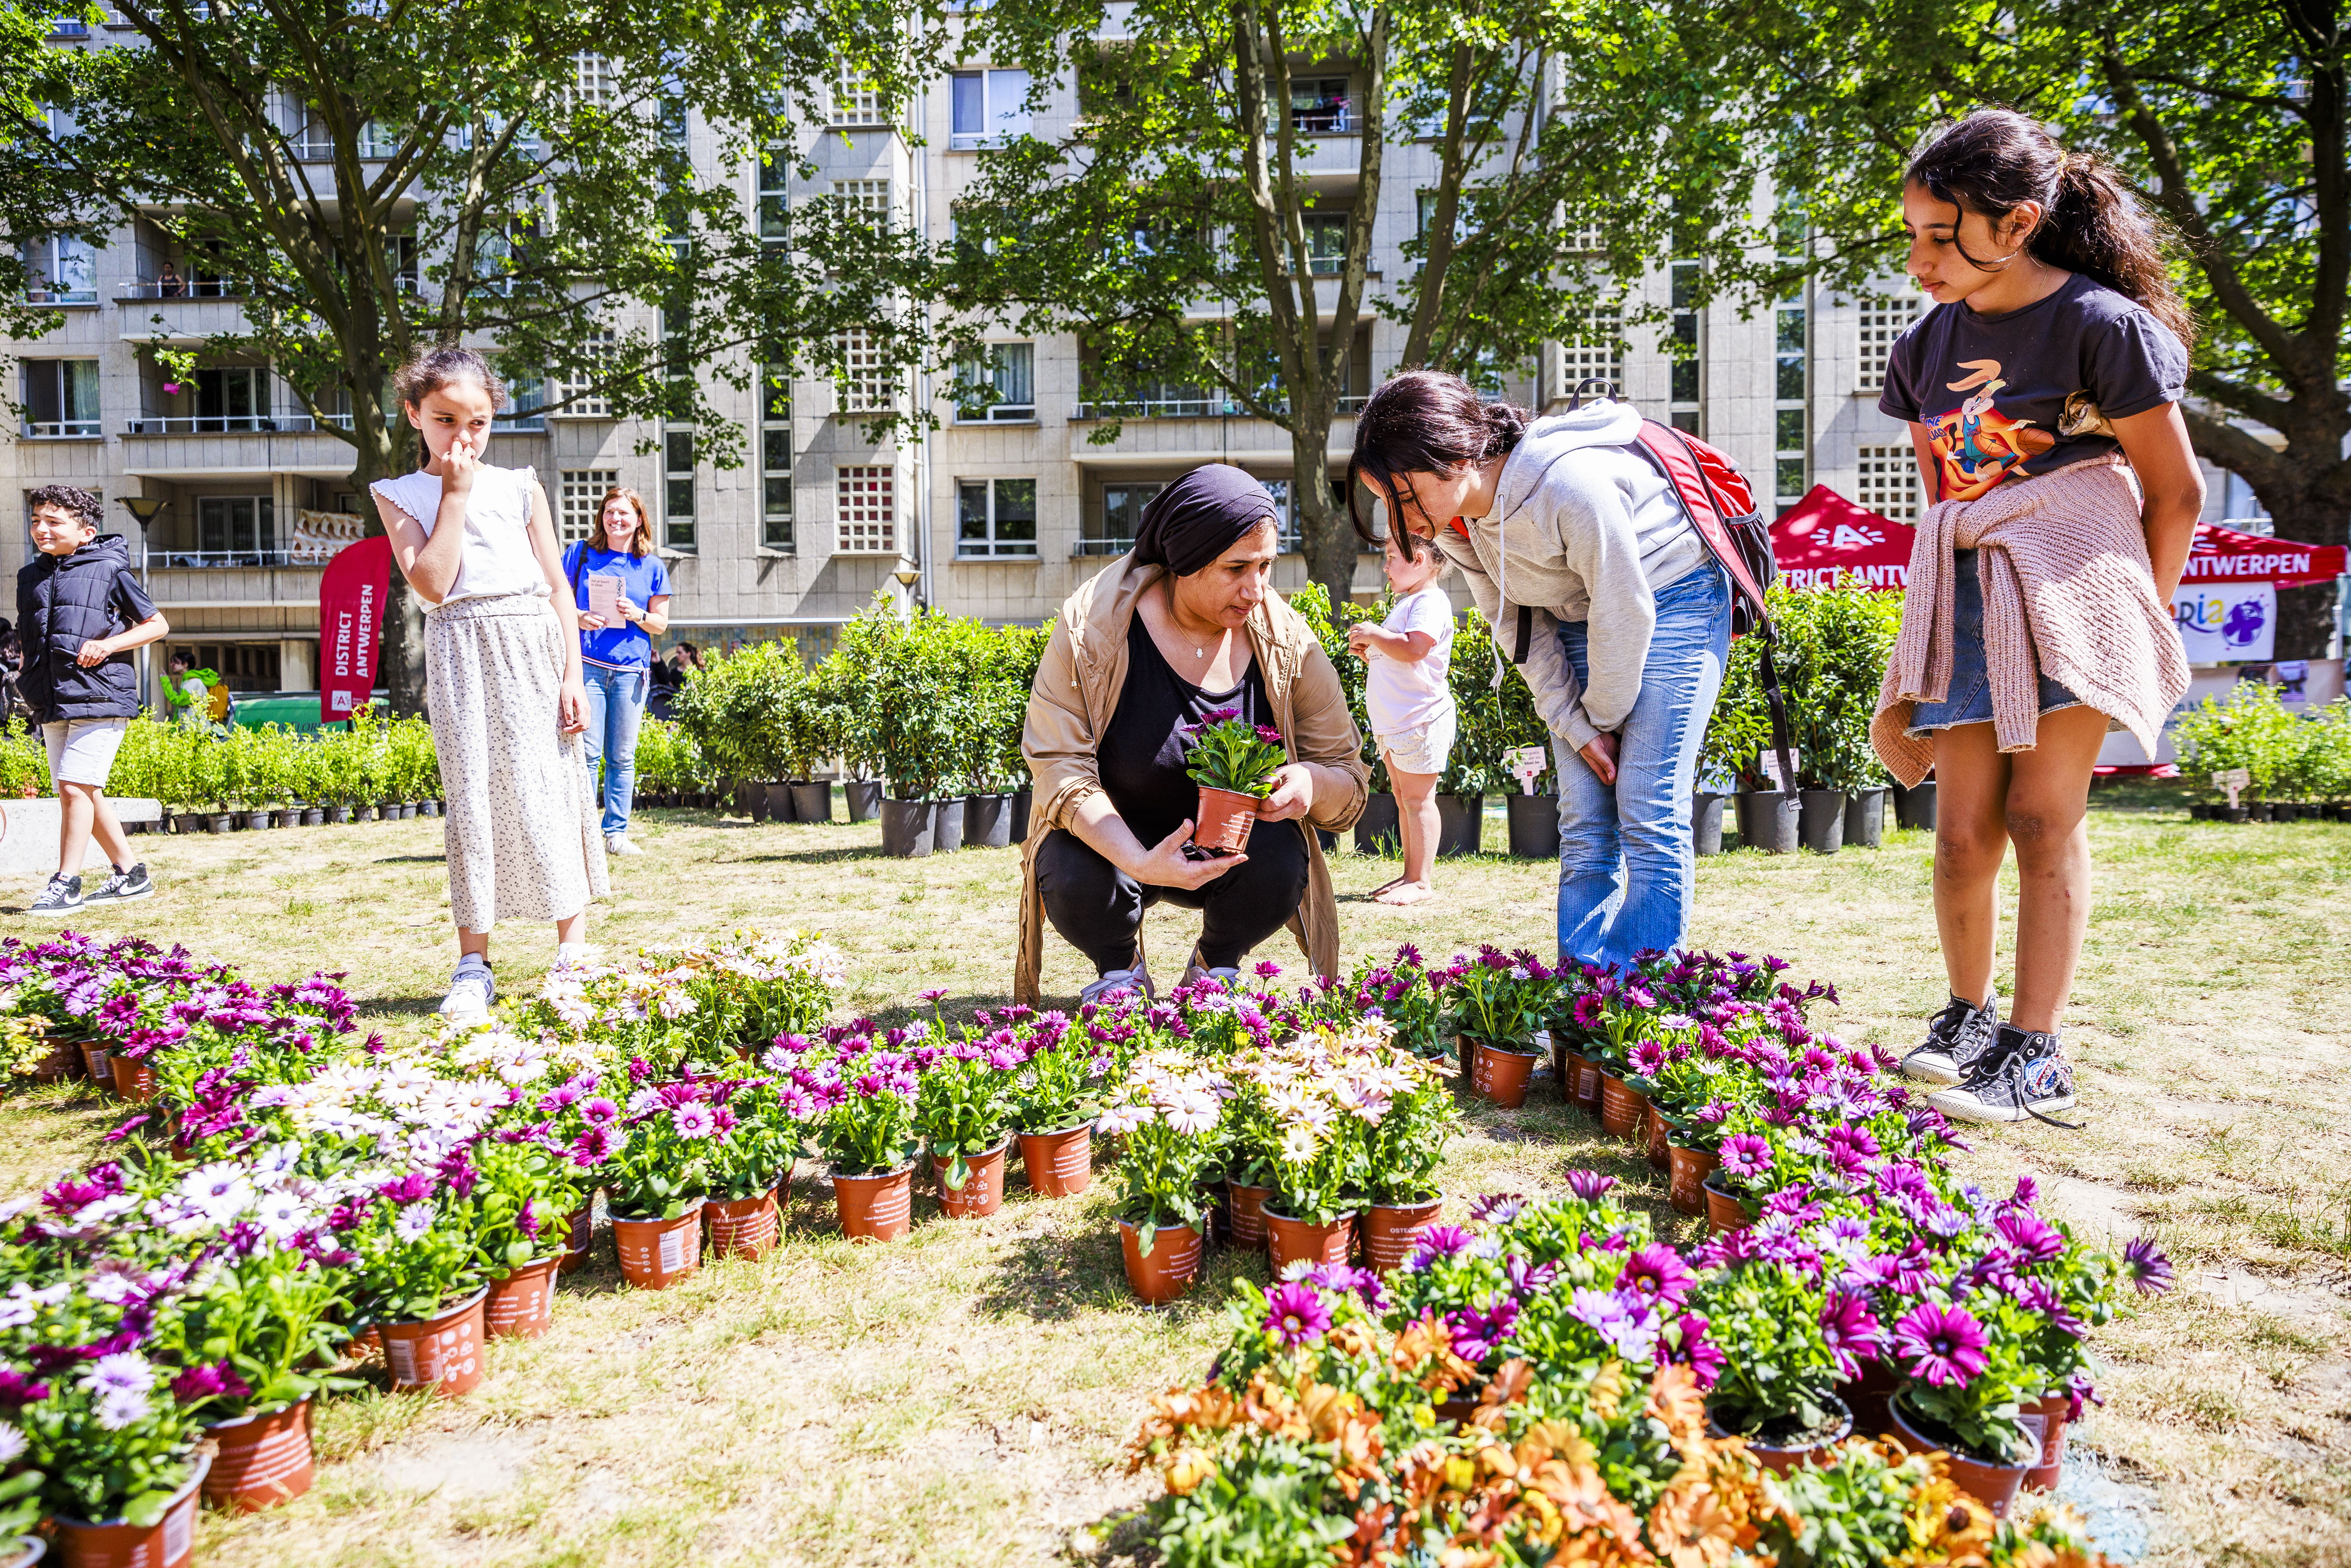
[1666,1145,1720,1216]
[706,1185,784,1259]
[1225,1180,1272,1250]
[110,1053,155,1103]
[1019,1125,1092,1197]
[27,1037,76,1083]
[1707,1393,1852,1478]
[556,1203,594,1275]
[2021,1390,2071,1491]
[202,1395,314,1512]
[1569,1051,1604,1113]
[934,1141,1008,1219]
[1362,1196,1443,1273]
[1702,1173,1754,1235]
[1118,1219,1203,1305]
[612,1201,706,1288]
[484,1256,560,1339]
[1891,1393,2030,1518]
[1467,1039,1540,1109]
[832,1164,915,1243]
[1836,1356,1902,1445]
[79,1042,116,1094]
[1263,1206,1357,1271]
[379,1289,489,1397]
[1643,1103,1670,1171]
[51,1449,208,1568]
[1598,1073,1648,1139]
[1192,785,1260,853]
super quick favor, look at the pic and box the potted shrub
[808,1041,922,1242]
[862,611,964,853]
[1691,1254,1856,1474]
[1435,608,1505,855]
[1358,1052,1459,1271]
[1096,1055,1226,1303]
[915,1043,1016,1219]
[702,1075,806,1259]
[604,1077,722,1288]
[1178,708,1288,853]
[1443,947,1554,1108]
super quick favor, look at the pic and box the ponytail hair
[1346,369,1530,561]
[392,344,504,472]
[1906,109,2193,350]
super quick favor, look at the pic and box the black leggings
[1036,823,1311,975]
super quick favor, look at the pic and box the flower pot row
[877,790,1034,858]
[1694,787,1889,857]
[1119,1180,1449,1306]
[2190,798,2347,822]
[164,800,440,833]
[1349,792,1492,858]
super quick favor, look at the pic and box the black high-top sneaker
[1900,994,2000,1086]
[1928,1025,2080,1127]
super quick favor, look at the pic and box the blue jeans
[1552,564,1730,970]
[582,663,648,836]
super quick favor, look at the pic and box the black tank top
[1098,612,1271,848]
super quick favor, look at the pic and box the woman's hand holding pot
[1131,821,1243,890]
[1255,763,1315,822]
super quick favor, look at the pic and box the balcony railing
[150,549,302,569]
[1068,394,1366,419]
[1292,97,1357,134]
[123,414,351,435]
[23,288,98,306]
[117,279,244,300]
[23,420,101,439]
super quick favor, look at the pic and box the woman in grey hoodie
[1347,371,1730,967]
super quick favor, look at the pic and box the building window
[663,427,696,550]
[196,496,277,563]
[1558,307,1622,401]
[1290,76,1352,133]
[1857,293,1921,393]
[22,359,99,437]
[830,178,895,228]
[555,331,615,417]
[194,366,269,432]
[834,329,896,414]
[955,342,1034,421]
[1854,445,1921,523]
[829,67,888,127]
[23,235,96,304]
[760,364,793,551]
[950,69,1031,149]
[1774,298,1808,512]
[1302,212,1349,275]
[758,151,789,244]
[1668,262,1702,435]
[559,469,618,543]
[495,377,547,431]
[1083,481,1163,556]
[957,478,1037,558]
[571,53,614,110]
[835,465,895,554]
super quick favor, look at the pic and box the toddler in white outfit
[1346,532,1456,905]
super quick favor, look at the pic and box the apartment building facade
[9,26,2266,700]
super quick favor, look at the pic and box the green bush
[1704,581,1901,792]
[2173,680,2314,804]
[675,639,800,785]
[1443,608,1510,797]
[0,721,50,799]
[1288,582,1384,793]
[2295,700,2351,804]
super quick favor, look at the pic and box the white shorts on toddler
[1375,715,1454,779]
[43,719,128,788]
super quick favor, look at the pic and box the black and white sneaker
[87,863,153,904]
[1901,994,2001,1086]
[29,874,82,913]
[1928,1025,2080,1127]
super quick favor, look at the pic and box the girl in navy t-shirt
[563,486,672,855]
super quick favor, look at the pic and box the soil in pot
[833,1164,916,1242]
[1666,1145,1719,1215]
[706,1186,784,1259]
[1643,1102,1670,1171]
[1353,792,1400,854]
[613,1203,706,1288]
[379,1289,489,1397]
[1362,1196,1443,1273]
[1019,1125,1092,1197]
[1467,1039,1540,1109]
[1505,792,1559,858]
[1434,793,1484,856]
[110,1053,155,1102]
[1263,1206,1356,1271]
[1890,1392,2031,1518]
[1224,1180,1272,1250]
[1119,1219,1203,1305]
[1194,786,1259,852]
[556,1203,593,1275]
[1707,1393,1853,1478]
[204,1396,314,1511]
[934,1141,1008,1219]
[484,1256,560,1339]
[1597,1073,1648,1138]
[52,1449,209,1568]
[1701,1172,1755,1234]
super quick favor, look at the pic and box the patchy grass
[3,780,2348,1565]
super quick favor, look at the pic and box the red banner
[2180,523,2347,589]
[319,535,392,724]
[1771,485,1915,592]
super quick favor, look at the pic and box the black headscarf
[1133,464,1280,577]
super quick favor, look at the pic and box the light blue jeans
[1552,563,1730,970]
[582,663,648,837]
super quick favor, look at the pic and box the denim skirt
[1904,548,2084,737]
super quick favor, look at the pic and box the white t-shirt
[369,462,551,604]
[1365,585,1456,737]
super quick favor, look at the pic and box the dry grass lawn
[2,783,2346,1566]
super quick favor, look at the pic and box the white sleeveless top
[369,462,551,604]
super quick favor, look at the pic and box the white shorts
[1374,715,1455,779]
[43,719,128,789]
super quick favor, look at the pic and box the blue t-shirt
[563,543,671,669]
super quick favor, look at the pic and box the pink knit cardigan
[1872,457,2188,787]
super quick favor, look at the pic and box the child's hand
[1345,624,1377,657]
[74,638,112,667]
[558,677,588,735]
[443,428,482,493]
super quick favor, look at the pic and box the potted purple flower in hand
[1178,709,1288,853]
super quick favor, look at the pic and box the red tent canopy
[2180,522,2346,588]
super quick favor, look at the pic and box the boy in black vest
[19,486,170,912]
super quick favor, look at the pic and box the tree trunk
[2265,497,2346,660]
[1294,415,1354,607]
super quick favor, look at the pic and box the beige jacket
[1013,556,1369,1004]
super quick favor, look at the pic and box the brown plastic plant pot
[1019,1125,1092,1198]
[612,1202,706,1288]
[1118,1219,1203,1306]
[51,1448,209,1568]
[1835,1356,1902,1446]
[1570,1052,1604,1113]
[1467,1040,1540,1109]
[484,1256,560,1339]
[2021,1390,2071,1491]
[27,1037,77,1083]
[80,1042,116,1094]
[832,1164,916,1243]
[1597,1074,1648,1139]
[1666,1145,1720,1216]
[1192,785,1260,853]
[706,1185,784,1260]
[1707,1392,1853,1478]
[202,1395,315,1512]
[934,1141,1008,1220]
[110,1052,155,1103]
[1643,1103,1671,1171]
[1890,1392,2030,1518]
[1362,1197,1444,1274]
[1224,1180,1272,1250]
[557,1203,594,1275]
[1263,1206,1357,1272]
[1702,1173,1756,1235]
[379,1289,489,1397]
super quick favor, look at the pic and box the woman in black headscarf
[1012,464,1369,1004]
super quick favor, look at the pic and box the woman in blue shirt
[564,486,672,855]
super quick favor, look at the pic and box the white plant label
[1506,745,1548,794]
[2212,767,2250,808]
[1757,749,1800,791]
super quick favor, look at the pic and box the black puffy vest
[16,533,147,724]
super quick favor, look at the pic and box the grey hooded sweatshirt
[1433,401,1705,750]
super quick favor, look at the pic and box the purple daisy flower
[1994,1209,2066,1265]
[1615,1243,1695,1309]
[1819,1291,1882,1379]
[1563,1169,1617,1201]
[1891,1301,1989,1388]
[1656,1310,1725,1389]
[1405,1224,1475,1271]
[1264,1281,1331,1347]
[2122,1236,2173,1294]
[1566,1287,1658,1362]
[1628,1039,1666,1077]
[1469,1192,1529,1225]
[1718,1133,1773,1180]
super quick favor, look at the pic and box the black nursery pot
[790,781,834,824]
[878,798,935,858]
[1797,790,1847,854]
[1354,792,1401,854]
[1507,792,1559,859]
[845,779,884,823]
[1893,780,1938,831]
[964,792,1013,849]
[1844,787,1886,849]
[1434,794,1484,857]
[931,797,968,853]
[1691,792,1725,857]
[1738,791,1799,854]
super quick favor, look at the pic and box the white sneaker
[605,833,642,856]
[554,942,594,969]
[439,963,495,1019]
[1080,966,1154,1005]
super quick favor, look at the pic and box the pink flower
[1264,1281,1331,1347]
[1891,1301,1989,1388]
[1718,1134,1773,1180]
[1819,1291,1882,1379]
[1615,1244,1694,1309]
[671,1103,717,1139]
